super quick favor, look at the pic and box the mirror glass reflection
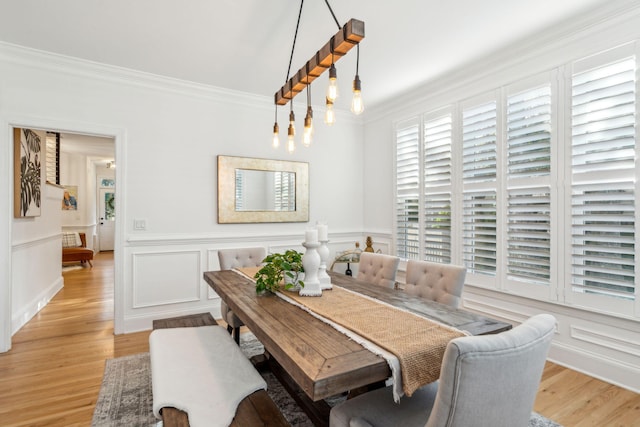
[235,169,296,212]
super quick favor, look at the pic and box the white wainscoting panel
[132,250,201,308]
[571,324,640,358]
[462,286,640,393]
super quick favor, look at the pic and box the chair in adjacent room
[217,247,266,344]
[329,313,556,427]
[356,252,400,289]
[403,260,466,308]
[62,232,94,267]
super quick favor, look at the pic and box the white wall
[362,4,640,393]
[11,127,64,334]
[0,41,366,349]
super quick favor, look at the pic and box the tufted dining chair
[357,252,400,289]
[218,247,266,344]
[404,260,466,308]
[330,313,556,427]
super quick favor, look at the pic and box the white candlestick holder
[317,239,332,290]
[300,241,322,296]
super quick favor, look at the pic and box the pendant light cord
[324,0,341,29]
[285,0,342,85]
[285,0,305,83]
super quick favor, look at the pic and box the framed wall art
[62,185,78,210]
[13,128,42,218]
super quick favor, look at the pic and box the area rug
[92,333,562,427]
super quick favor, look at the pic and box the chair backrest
[425,314,556,427]
[404,260,466,308]
[218,247,266,270]
[357,252,400,289]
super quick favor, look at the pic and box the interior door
[98,188,115,251]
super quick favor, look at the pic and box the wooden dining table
[204,270,511,426]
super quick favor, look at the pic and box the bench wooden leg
[233,326,240,345]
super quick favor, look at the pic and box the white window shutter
[571,56,636,301]
[462,190,497,276]
[395,121,420,260]
[424,114,453,263]
[463,101,497,182]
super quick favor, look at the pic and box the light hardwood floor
[0,252,638,426]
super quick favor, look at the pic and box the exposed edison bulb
[351,75,364,115]
[287,130,295,154]
[287,110,295,153]
[303,106,313,147]
[272,122,280,148]
[303,127,312,147]
[324,98,336,125]
[326,63,339,102]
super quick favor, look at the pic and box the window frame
[393,44,639,318]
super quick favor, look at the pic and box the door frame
[1,116,127,352]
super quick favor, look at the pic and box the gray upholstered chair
[404,260,466,308]
[330,313,556,427]
[217,247,266,344]
[356,252,400,289]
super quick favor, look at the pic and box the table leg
[268,358,331,427]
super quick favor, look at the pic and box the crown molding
[0,41,272,110]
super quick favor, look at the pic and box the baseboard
[548,341,640,394]
[12,276,63,335]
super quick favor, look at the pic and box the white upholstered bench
[150,315,289,427]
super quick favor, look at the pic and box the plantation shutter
[507,87,551,177]
[45,132,60,185]
[234,170,244,210]
[395,120,420,260]
[462,101,497,182]
[424,114,452,263]
[571,56,636,300]
[463,100,497,275]
[462,191,497,275]
[506,85,552,286]
[507,188,551,284]
[274,171,295,211]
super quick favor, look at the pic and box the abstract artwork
[13,128,42,218]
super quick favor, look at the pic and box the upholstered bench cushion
[149,325,267,427]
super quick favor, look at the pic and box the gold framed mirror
[217,155,309,223]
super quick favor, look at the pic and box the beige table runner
[235,267,466,397]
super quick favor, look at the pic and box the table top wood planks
[203,270,511,403]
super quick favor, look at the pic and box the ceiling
[0,0,612,110]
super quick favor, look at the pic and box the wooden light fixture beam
[275,18,365,106]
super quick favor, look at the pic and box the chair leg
[227,324,233,334]
[234,327,240,345]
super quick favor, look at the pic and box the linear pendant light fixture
[272,0,365,152]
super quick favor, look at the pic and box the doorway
[98,186,116,251]
[2,125,122,353]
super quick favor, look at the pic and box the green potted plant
[254,250,305,294]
